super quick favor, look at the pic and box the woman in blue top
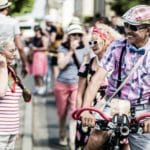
[54,24,89,148]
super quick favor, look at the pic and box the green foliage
[110,0,150,16]
[10,0,34,16]
[83,16,93,23]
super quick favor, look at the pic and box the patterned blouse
[79,57,107,104]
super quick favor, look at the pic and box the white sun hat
[44,15,56,23]
[0,0,11,10]
[67,24,84,35]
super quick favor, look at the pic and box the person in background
[30,25,48,95]
[69,16,82,26]
[75,24,122,150]
[0,0,28,77]
[45,15,64,90]
[81,5,150,150]
[94,16,111,27]
[111,16,125,35]
[0,38,23,150]
[54,24,89,149]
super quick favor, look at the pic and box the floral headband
[92,27,110,41]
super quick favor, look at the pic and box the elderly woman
[75,24,124,150]
[0,38,23,149]
[54,24,89,148]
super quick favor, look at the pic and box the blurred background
[11,0,150,27]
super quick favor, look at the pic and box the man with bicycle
[80,5,150,150]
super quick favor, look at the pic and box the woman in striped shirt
[0,38,23,149]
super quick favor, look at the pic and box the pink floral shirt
[99,38,150,105]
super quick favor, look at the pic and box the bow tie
[129,47,145,55]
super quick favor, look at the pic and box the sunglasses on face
[88,40,99,46]
[71,33,82,37]
[124,22,146,31]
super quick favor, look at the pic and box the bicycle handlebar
[72,107,150,123]
[72,107,112,121]
[72,107,150,149]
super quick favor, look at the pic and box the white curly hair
[0,37,13,52]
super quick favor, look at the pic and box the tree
[10,0,34,16]
[110,0,150,16]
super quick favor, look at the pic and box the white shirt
[0,13,20,40]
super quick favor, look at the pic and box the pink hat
[122,5,150,25]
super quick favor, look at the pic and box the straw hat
[0,0,11,10]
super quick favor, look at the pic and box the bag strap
[86,57,95,83]
[8,66,24,90]
[72,53,80,69]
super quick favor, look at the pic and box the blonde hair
[92,23,122,50]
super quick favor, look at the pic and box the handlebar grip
[72,109,80,120]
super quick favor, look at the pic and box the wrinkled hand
[81,111,96,127]
[143,119,150,133]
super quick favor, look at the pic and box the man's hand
[81,111,96,127]
[143,119,150,133]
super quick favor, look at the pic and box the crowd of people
[0,0,150,149]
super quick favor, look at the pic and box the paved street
[15,74,70,150]
[33,95,69,150]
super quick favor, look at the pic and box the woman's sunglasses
[71,33,82,37]
[88,40,98,46]
[124,22,147,31]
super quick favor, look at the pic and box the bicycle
[72,107,150,150]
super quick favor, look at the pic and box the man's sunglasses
[88,40,98,46]
[124,22,147,31]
